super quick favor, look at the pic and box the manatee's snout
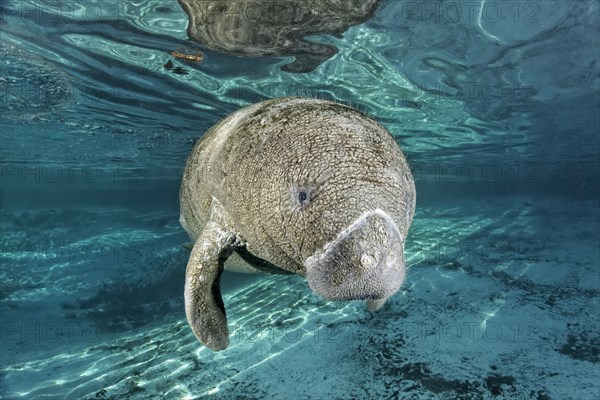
[305,210,405,302]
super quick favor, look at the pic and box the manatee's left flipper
[367,298,387,312]
[184,221,237,350]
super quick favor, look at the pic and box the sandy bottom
[1,195,598,399]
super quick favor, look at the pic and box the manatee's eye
[292,185,314,208]
[298,191,307,203]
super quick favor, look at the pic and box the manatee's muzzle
[304,210,406,302]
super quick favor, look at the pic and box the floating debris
[170,50,203,63]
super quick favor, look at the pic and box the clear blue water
[1,0,599,399]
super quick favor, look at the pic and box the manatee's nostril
[360,253,376,268]
[387,254,397,267]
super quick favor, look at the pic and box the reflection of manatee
[177,0,380,72]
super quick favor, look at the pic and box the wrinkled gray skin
[176,0,380,72]
[180,97,415,350]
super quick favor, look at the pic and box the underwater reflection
[177,0,380,72]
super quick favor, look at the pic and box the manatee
[180,97,415,350]
[176,0,380,72]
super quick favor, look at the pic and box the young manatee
[180,97,415,350]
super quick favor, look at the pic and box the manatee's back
[180,97,415,270]
[179,101,267,241]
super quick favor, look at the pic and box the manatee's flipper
[367,298,387,312]
[184,221,237,350]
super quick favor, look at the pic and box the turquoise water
[1,1,599,399]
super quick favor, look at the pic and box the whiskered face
[264,128,413,303]
[303,210,406,302]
